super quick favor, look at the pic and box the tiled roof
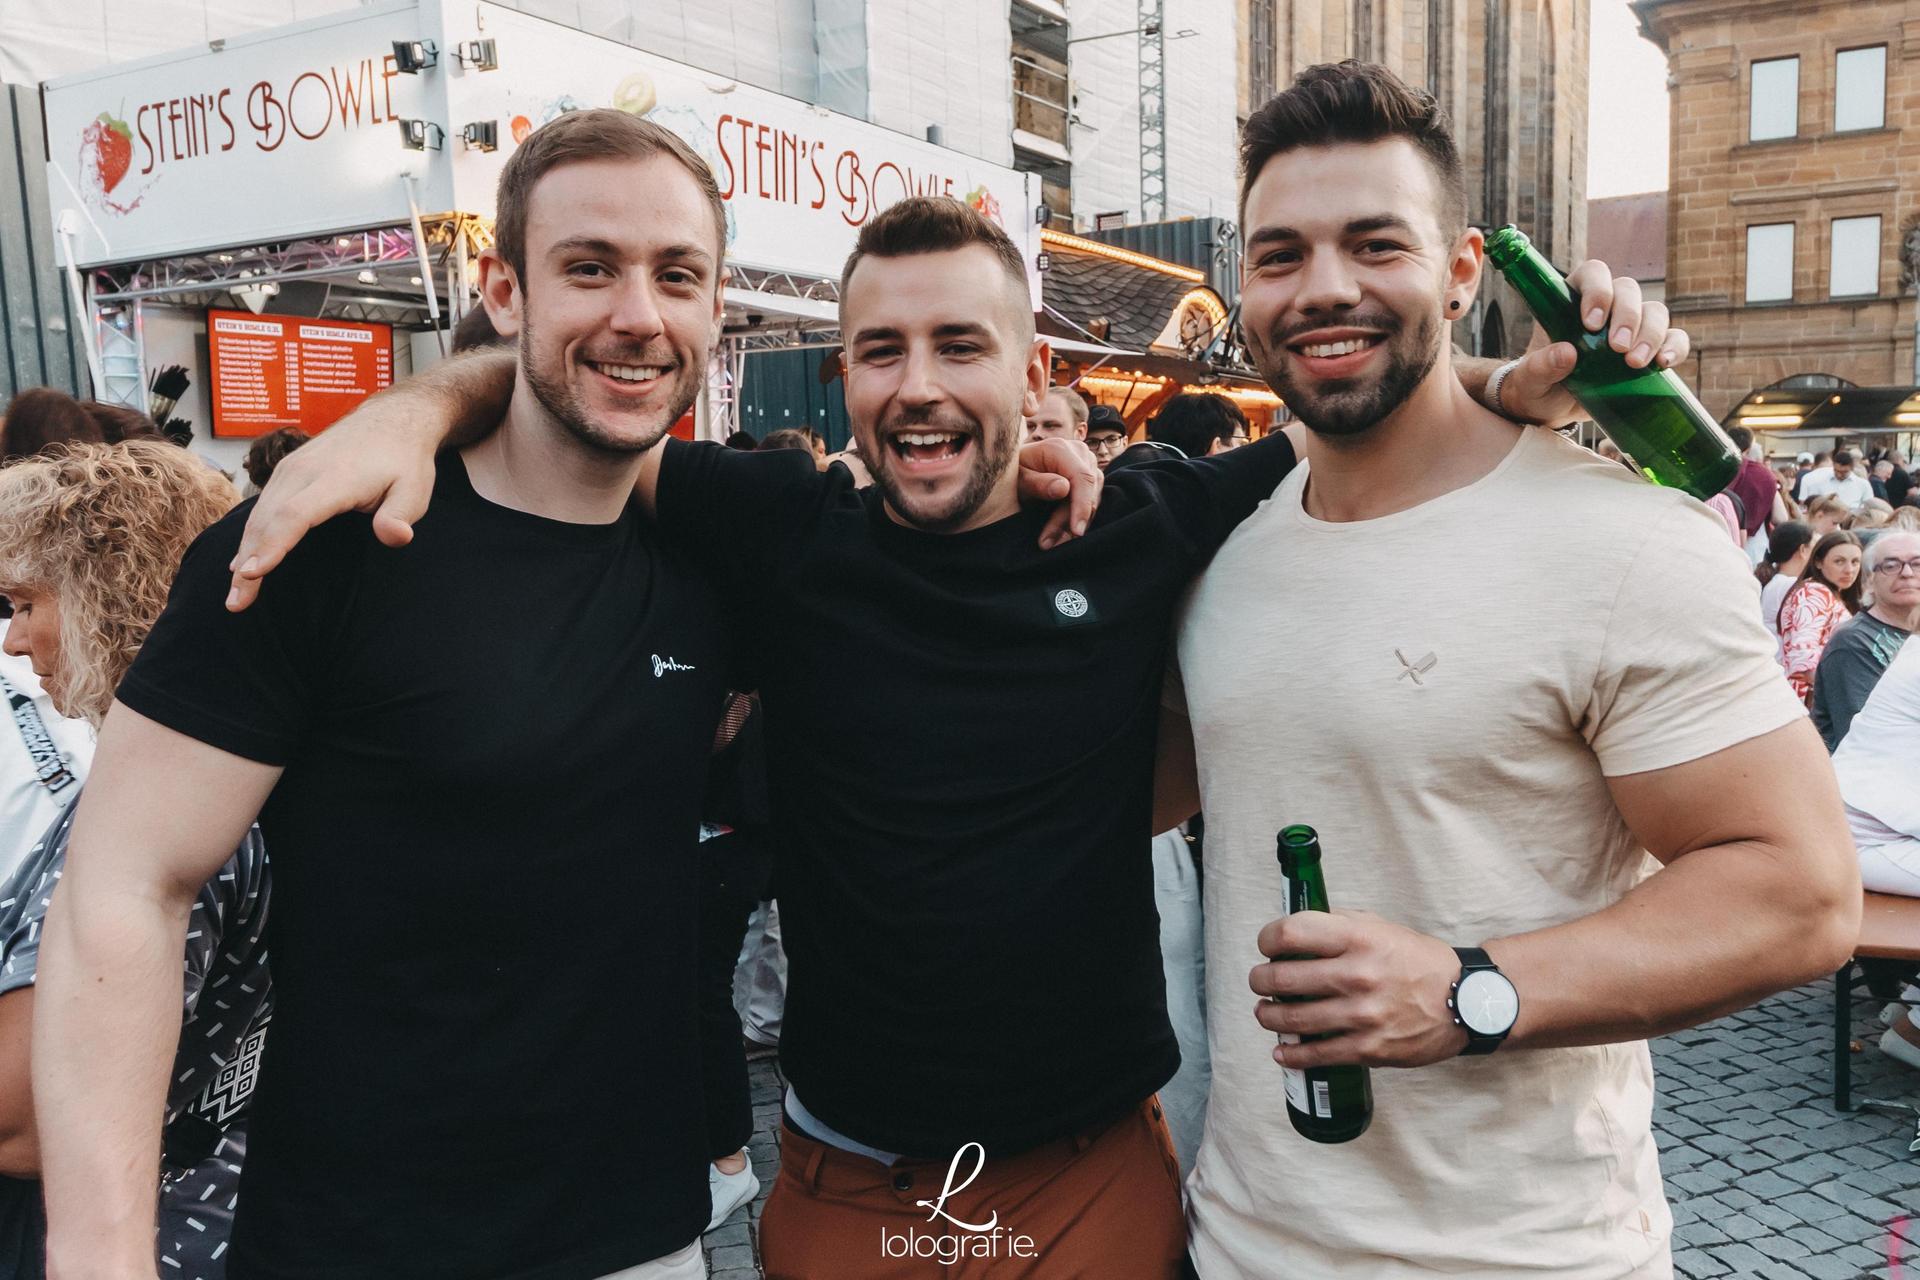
[1585,191,1667,282]
[1041,242,1198,352]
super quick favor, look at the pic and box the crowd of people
[0,57,1888,1280]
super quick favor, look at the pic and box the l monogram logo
[1395,649,1438,685]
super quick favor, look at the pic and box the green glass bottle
[1274,825,1373,1144]
[1485,225,1740,501]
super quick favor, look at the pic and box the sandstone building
[1635,0,1920,421]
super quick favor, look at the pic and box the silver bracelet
[1483,358,1525,418]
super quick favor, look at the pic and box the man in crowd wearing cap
[1085,404,1131,470]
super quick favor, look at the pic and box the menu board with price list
[208,310,395,437]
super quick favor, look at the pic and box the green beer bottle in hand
[1486,225,1740,501]
[1275,825,1373,1144]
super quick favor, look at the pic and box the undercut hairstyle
[0,440,237,725]
[494,108,727,285]
[839,197,1032,333]
[1240,60,1468,237]
[1727,425,1754,452]
[1833,449,1854,467]
[1147,393,1242,458]
[1,387,161,465]
[1047,386,1090,424]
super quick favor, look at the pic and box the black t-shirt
[656,432,1296,1156]
[117,455,728,1280]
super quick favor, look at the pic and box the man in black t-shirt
[33,113,735,1280]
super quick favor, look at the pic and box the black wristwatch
[1447,946,1519,1056]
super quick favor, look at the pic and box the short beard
[1257,309,1441,439]
[865,411,1020,533]
[519,307,700,455]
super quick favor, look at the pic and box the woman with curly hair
[0,440,268,1280]
[1778,530,1865,705]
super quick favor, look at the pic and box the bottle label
[1278,1031,1308,1112]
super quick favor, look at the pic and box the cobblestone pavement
[701,982,1920,1279]
[1662,982,1920,1280]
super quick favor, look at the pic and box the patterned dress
[0,794,270,1280]
[1778,581,1853,705]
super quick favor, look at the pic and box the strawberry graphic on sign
[964,185,1003,228]
[85,111,131,193]
[79,105,144,215]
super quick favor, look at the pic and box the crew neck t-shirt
[1174,428,1803,1279]
[653,432,1296,1157]
[116,454,729,1280]
[1811,611,1912,750]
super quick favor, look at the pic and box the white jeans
[1860,838,1920,897]
[733,899,787,1045]
[596,1241,706,1279]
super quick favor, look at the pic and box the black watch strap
[1448,946,1515,1056]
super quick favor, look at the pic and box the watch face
[1456,969,1519,1037]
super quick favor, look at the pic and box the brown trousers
[759,1096,1187,1279]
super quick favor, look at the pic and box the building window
[1829,215,1882,297]
[1746,223,1795,303]
[1249,0,1277,107]
[1748,57,1798,142]
[1426,0,1451,96]
[1835,46,1887,132]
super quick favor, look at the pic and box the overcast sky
[1586,0,1670,198]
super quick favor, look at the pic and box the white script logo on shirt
[651,655,696,677]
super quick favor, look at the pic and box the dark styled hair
[839,196,1029,318]
[494,109,726,286]
[1755,519,1812,586]
[243,427,310,490]
[1779,529,1865,627]
[1727,425,1754,452]
[1833,449,1855,467]
[723,431,758,450]
[1147,393,1243,458]
[1240,60,1467,235]
[759,428,815,454]
[451,306,506,354]
[0,387,160,466]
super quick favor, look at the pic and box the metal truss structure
[1138,0,1167,221]
[86,216,490,321]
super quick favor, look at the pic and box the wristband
[1483,358,1525,419]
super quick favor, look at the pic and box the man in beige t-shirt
[1158,64,1859,1278]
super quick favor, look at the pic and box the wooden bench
[1833,891,1920,1111]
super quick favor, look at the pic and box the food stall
[40,0,1039,472]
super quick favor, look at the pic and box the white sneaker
[1879,1023,1920,1070]
[707,1160,760,1232]
[1881,985,1920,1028]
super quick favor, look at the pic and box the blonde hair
[1890,506,1920,532]
[1805,494,1851,526]
[1853,498,1895,530]
[0,441,237,725]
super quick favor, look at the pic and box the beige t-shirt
[1174,427,1804,1279]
